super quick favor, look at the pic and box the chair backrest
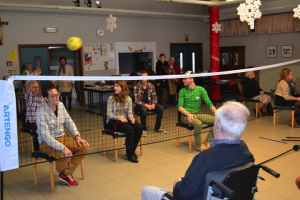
[21,108,26,128]
[177,111,181,122]
[203,162,258,200]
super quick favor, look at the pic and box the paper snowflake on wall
[106,14,117,33]
[237,0,262,26]
[293,5,300,19]
[212,22,221,33]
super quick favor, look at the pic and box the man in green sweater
[178,71,216,151]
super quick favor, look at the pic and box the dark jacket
[243,78,263,98]
[155,60,169,88]
[173,141,254,200]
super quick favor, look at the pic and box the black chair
[271,89,296,128]
[238,80,260,118]
[165,163,280,200]
[102,108,143,162]
[176,112,213,153]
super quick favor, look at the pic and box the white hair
[215,101,250,139]
[25,80,39,90]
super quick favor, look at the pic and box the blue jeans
[135,103,164,131]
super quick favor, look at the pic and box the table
[83,86,114,115]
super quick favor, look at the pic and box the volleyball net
[2,59,300,170]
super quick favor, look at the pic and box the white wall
[0,14,208,78]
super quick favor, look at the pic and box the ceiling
[0,0,298,21]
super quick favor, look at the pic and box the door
[170,43,203,73]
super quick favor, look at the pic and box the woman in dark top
[243,71,271,116]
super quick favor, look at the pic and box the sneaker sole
[58,176,78,187]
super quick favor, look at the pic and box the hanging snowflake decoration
[293,5,300,20]
[106,14,117,33]
[237,0,262,26]
[212,22,221,33]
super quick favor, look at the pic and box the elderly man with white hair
[141,101,255,200]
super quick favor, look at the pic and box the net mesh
[13,59,300,167]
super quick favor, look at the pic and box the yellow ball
[66,36,82,51]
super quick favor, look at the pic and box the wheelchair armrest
[209,180,235,199]
[164,192,176,200]
[259,165,280,178]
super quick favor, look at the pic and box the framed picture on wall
[281,45,293,58]
[266,46,277,58]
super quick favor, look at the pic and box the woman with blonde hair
[275,68,300,127]
[106,81,143,163]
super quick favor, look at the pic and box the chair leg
[21,131,24,154]
[81,160,85,180]
[140,137,143,156]
[114,138,118,162]
[32,158,38,185]
[255,103,259,118]
[277,111,279,122]
[188,130,192,153]
[49,162,55,192]
[291,111,295,129]
[176,126,179,148]
[102,133,106,157]
[243,101,245,105]
[273,110,276,127]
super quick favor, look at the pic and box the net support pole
[1,171,3,200]
[210,6,222,100]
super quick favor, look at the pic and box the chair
[271,89,296,128]
[30,130,85,192]
[164,163,280,200]
[176,111,212,153]
[102,108,143,162]
[238,80,260,118]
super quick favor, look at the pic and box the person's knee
[155,104,164,113]
[141,186,156,200]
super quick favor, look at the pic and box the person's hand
[130,118,135,124]
[63,147,73,162]
[260,91,264,95]
[75,135,90,147]
[297,97,300,101]
[173,177,182,188]
[150,104,155,110]
[157,83,160,86]
[187,114,195,124]
[144,104,151,110]
[119,117,128,122]
[34,68,42,76]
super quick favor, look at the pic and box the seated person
[107,81,143,163]
[275,68,300,127]
[134,70,166,136]
[243,71,271,116]
[24,80,44,150]
[21,62,42,86]
[35,84,90,186]
[178,71,216,151]
[142,101,255,200]
[294,76,300,97]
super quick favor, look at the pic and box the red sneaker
[58,172,78,186]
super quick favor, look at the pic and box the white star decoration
[106,14,117,33]
[212,22,221,33]
[237,0,262,26]
[293,5,300,20]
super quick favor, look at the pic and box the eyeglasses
[50,93,60,98]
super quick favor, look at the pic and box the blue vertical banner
[0,78,19,171]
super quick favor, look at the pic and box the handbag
[71,87,77,99]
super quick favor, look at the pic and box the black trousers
[24,122,39,151]
[275,95,300,117]
[135,103,164,131]
[107,120,143,155]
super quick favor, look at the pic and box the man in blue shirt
[141,101,254,200]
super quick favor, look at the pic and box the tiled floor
[2,107,300,199]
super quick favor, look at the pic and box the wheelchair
[164,162,280,200]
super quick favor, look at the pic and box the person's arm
[62,105,80,138]
[106,96,120,121]
[151,84,157,105]
[173,154,206,199]
[178,89,195,123]
[201,87,214,112]
[35,108,66,152]
[68,65,75,86]
[134,85,144,105]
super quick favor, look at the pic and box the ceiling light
[95,0,101,8]
[84,0,92,7]
[72,0,80,7]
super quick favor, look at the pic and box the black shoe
[127,155,138,163]
[133,153,138,159]
[260,108,266,116]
